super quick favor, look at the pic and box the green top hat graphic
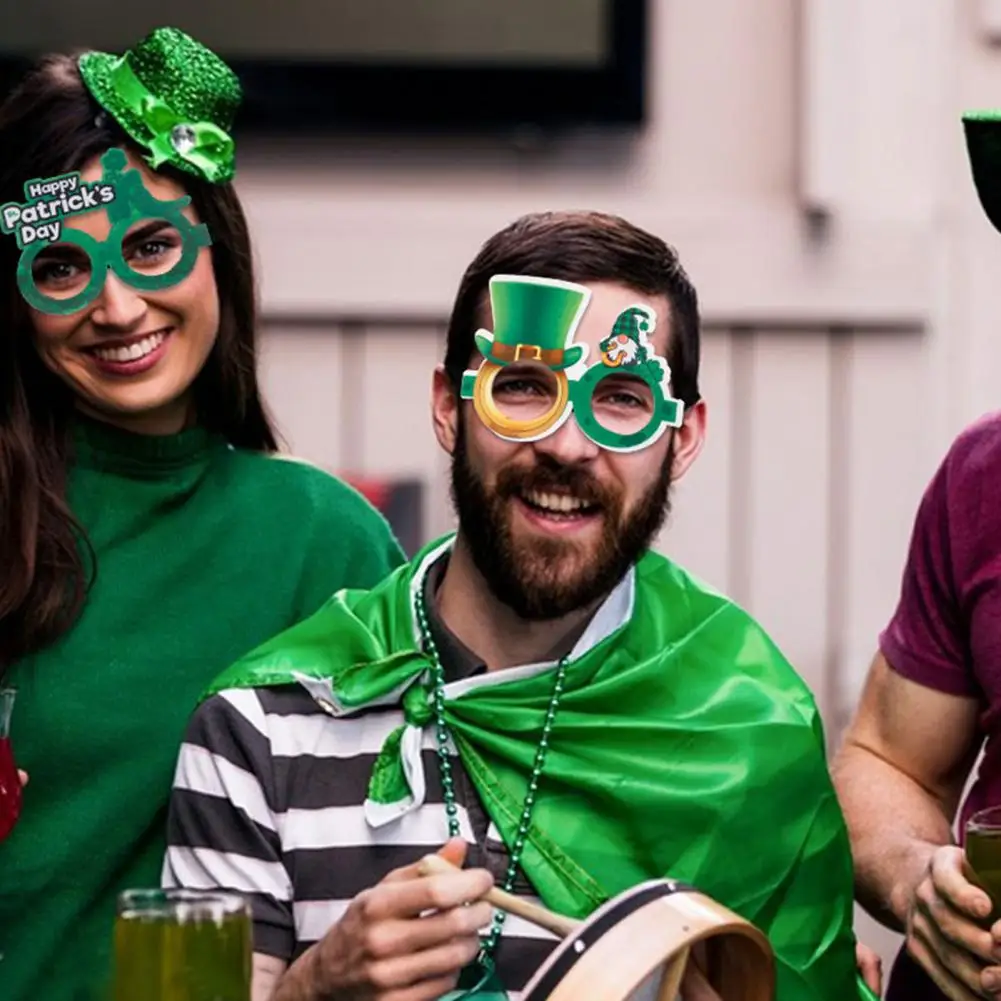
[964,109,1001,234]
[78,27,241,185]
[474,275,591,371]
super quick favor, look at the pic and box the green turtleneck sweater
[0,416,406,1001]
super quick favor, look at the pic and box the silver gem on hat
[170,124,197,154]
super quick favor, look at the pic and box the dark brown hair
[0,54,279,672]
[443,210,702,408]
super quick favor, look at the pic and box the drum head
[520,880,775,1001]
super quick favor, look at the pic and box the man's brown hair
[443,210,701,408]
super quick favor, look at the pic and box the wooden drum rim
[521,879,775,1001]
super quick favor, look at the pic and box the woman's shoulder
[219,449,407,596]
[218,448,386,521]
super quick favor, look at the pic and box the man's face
[437,280,704,621]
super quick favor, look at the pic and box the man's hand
[856,941,882,995]
[906,844,1001,999]
[296,838,494,1001]
[17,770,27,788]
[677,951,723,1000]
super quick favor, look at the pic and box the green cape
[206,535,874,1001]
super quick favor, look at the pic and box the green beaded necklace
[414,583,569,990]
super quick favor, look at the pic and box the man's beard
[449,418,675,621]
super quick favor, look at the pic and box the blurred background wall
[12,0,1001,975]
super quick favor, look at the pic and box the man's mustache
[494,461,615,509]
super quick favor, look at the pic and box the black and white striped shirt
[162,557,632,995]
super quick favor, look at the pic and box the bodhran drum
[519,879,775,1001]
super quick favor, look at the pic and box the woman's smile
[83,327,172,376]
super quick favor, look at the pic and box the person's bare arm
[269,944,329,1001]
[253,954,288,1001]
[832,651,981,930]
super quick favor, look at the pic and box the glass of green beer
[966,806,1001,923]
[114,888,252,1001]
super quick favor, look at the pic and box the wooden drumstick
[418,853,581,938]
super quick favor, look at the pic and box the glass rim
[0,688,14,738]
[967,805,1001,830]
[118,887,250,920]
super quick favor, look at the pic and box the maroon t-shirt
[880,411,1001,836]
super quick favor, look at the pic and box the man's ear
[431,365,460,456]
[670,398,707,482]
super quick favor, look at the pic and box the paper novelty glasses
[1,146,211,315]
[460,275,684,453]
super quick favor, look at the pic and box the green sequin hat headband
[964,109,1001,234]
[78,26,241,186]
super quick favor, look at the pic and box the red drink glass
[0,688,21,842]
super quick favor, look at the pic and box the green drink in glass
[114,888,252,1001]
[966,806,1001,924]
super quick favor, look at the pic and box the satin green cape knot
[205,535,874,1001]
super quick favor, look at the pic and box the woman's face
[25,148,219,435]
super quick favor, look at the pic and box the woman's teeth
[92,331,166,363]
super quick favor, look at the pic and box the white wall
[244,0,1001,978]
